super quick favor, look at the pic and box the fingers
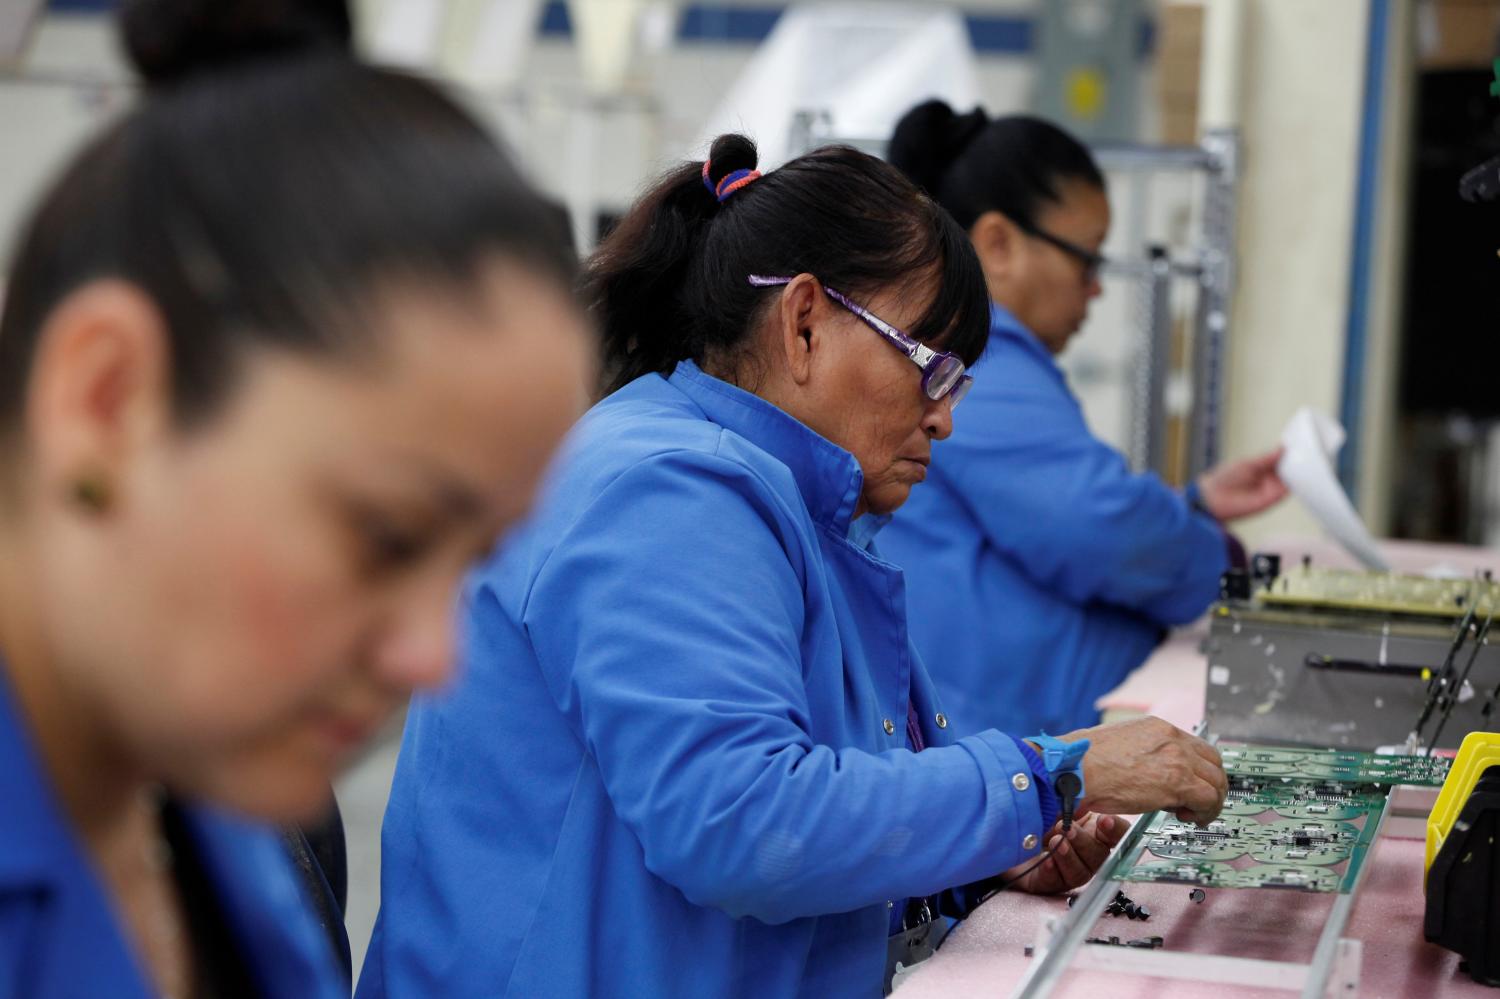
[1177,774,1226,824]
[1183,734,1223,770]
[1048,834,1090,887]
[1188,744,1229,800]
[1044,815,1123,890]
[1041,831,1092,891]
[1174,799,1224,825]
[1251,448,1284,473]
[1091,813,1126,849]
[1160,738,1226,824]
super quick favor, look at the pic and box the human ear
[25,280,174,518]
[970,210,1025,285]
[772,273,826,388]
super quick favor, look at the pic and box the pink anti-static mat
[896,836,1485,999]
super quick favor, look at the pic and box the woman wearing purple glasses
[882,102,1288,739]
[360,134,1226,999]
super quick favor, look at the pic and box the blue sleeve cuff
[1012,737,1060,834]
[1184,480,1216,522]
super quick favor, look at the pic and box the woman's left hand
[1003,813,1127,895]
[1195,448,1289,522]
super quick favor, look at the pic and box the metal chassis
[1006,787,1394,998]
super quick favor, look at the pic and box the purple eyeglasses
[747,275,974,407]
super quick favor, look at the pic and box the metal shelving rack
[1090,129,1240,483]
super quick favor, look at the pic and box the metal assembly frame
[1008,774,1395,999]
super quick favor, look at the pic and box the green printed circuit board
[1254,565,1499,619]
[1114,744,1451,894]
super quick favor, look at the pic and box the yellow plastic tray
[1426,731,1500,877]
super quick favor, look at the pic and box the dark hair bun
[888,100,989,196]
[705,133,760,190]
[120,0,352,87]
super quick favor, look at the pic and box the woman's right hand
[1061,716,1227,825]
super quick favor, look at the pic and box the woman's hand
[1003,813,1127,895]
[1195,447,1288,522]
[1063,716,1228,825]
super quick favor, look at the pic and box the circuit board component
[1115,744,1450,893]
[1255,565,1500,619]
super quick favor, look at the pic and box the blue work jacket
[358,361,1052,999]
[0,665,347,999]
[882,305,1228,737]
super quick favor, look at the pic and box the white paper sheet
[1277,408,1389,570]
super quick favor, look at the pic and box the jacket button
[935,713,948,729]
[1012,772,1031,791]
[882,718,896,736]
[1023,833,1039,851]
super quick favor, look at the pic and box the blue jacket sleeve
[514,448,1049,925]
[938,382,1227,625]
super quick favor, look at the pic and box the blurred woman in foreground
[0,0,591,994]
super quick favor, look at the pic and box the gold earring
[70,475,112,513]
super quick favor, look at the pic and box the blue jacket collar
[848,512,892,551]
[0,656,342,998]
[986,303,1066,384]
[0,660,73,890]
[668,360,866,535]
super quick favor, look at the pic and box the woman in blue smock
[0,1,592,995]
[881,104,1289,737]
[360,134,1229,999]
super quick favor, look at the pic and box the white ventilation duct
[567,0,646,94]
[439,0,546,91]
[695,2,980,168]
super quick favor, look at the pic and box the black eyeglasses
[1015,220,1107,284]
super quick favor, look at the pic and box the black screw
[1189,888,1207,903]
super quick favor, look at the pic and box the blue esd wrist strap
[1026,732,1088,796]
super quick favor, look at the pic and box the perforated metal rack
[1007,740,1449,998]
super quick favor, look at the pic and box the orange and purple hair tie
[703,159,761,202]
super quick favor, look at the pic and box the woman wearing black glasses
[882,102,1287,740]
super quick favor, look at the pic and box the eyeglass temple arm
[747,275,931,362]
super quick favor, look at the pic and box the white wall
[0,16,133,265]
[1217,0,1375,547]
